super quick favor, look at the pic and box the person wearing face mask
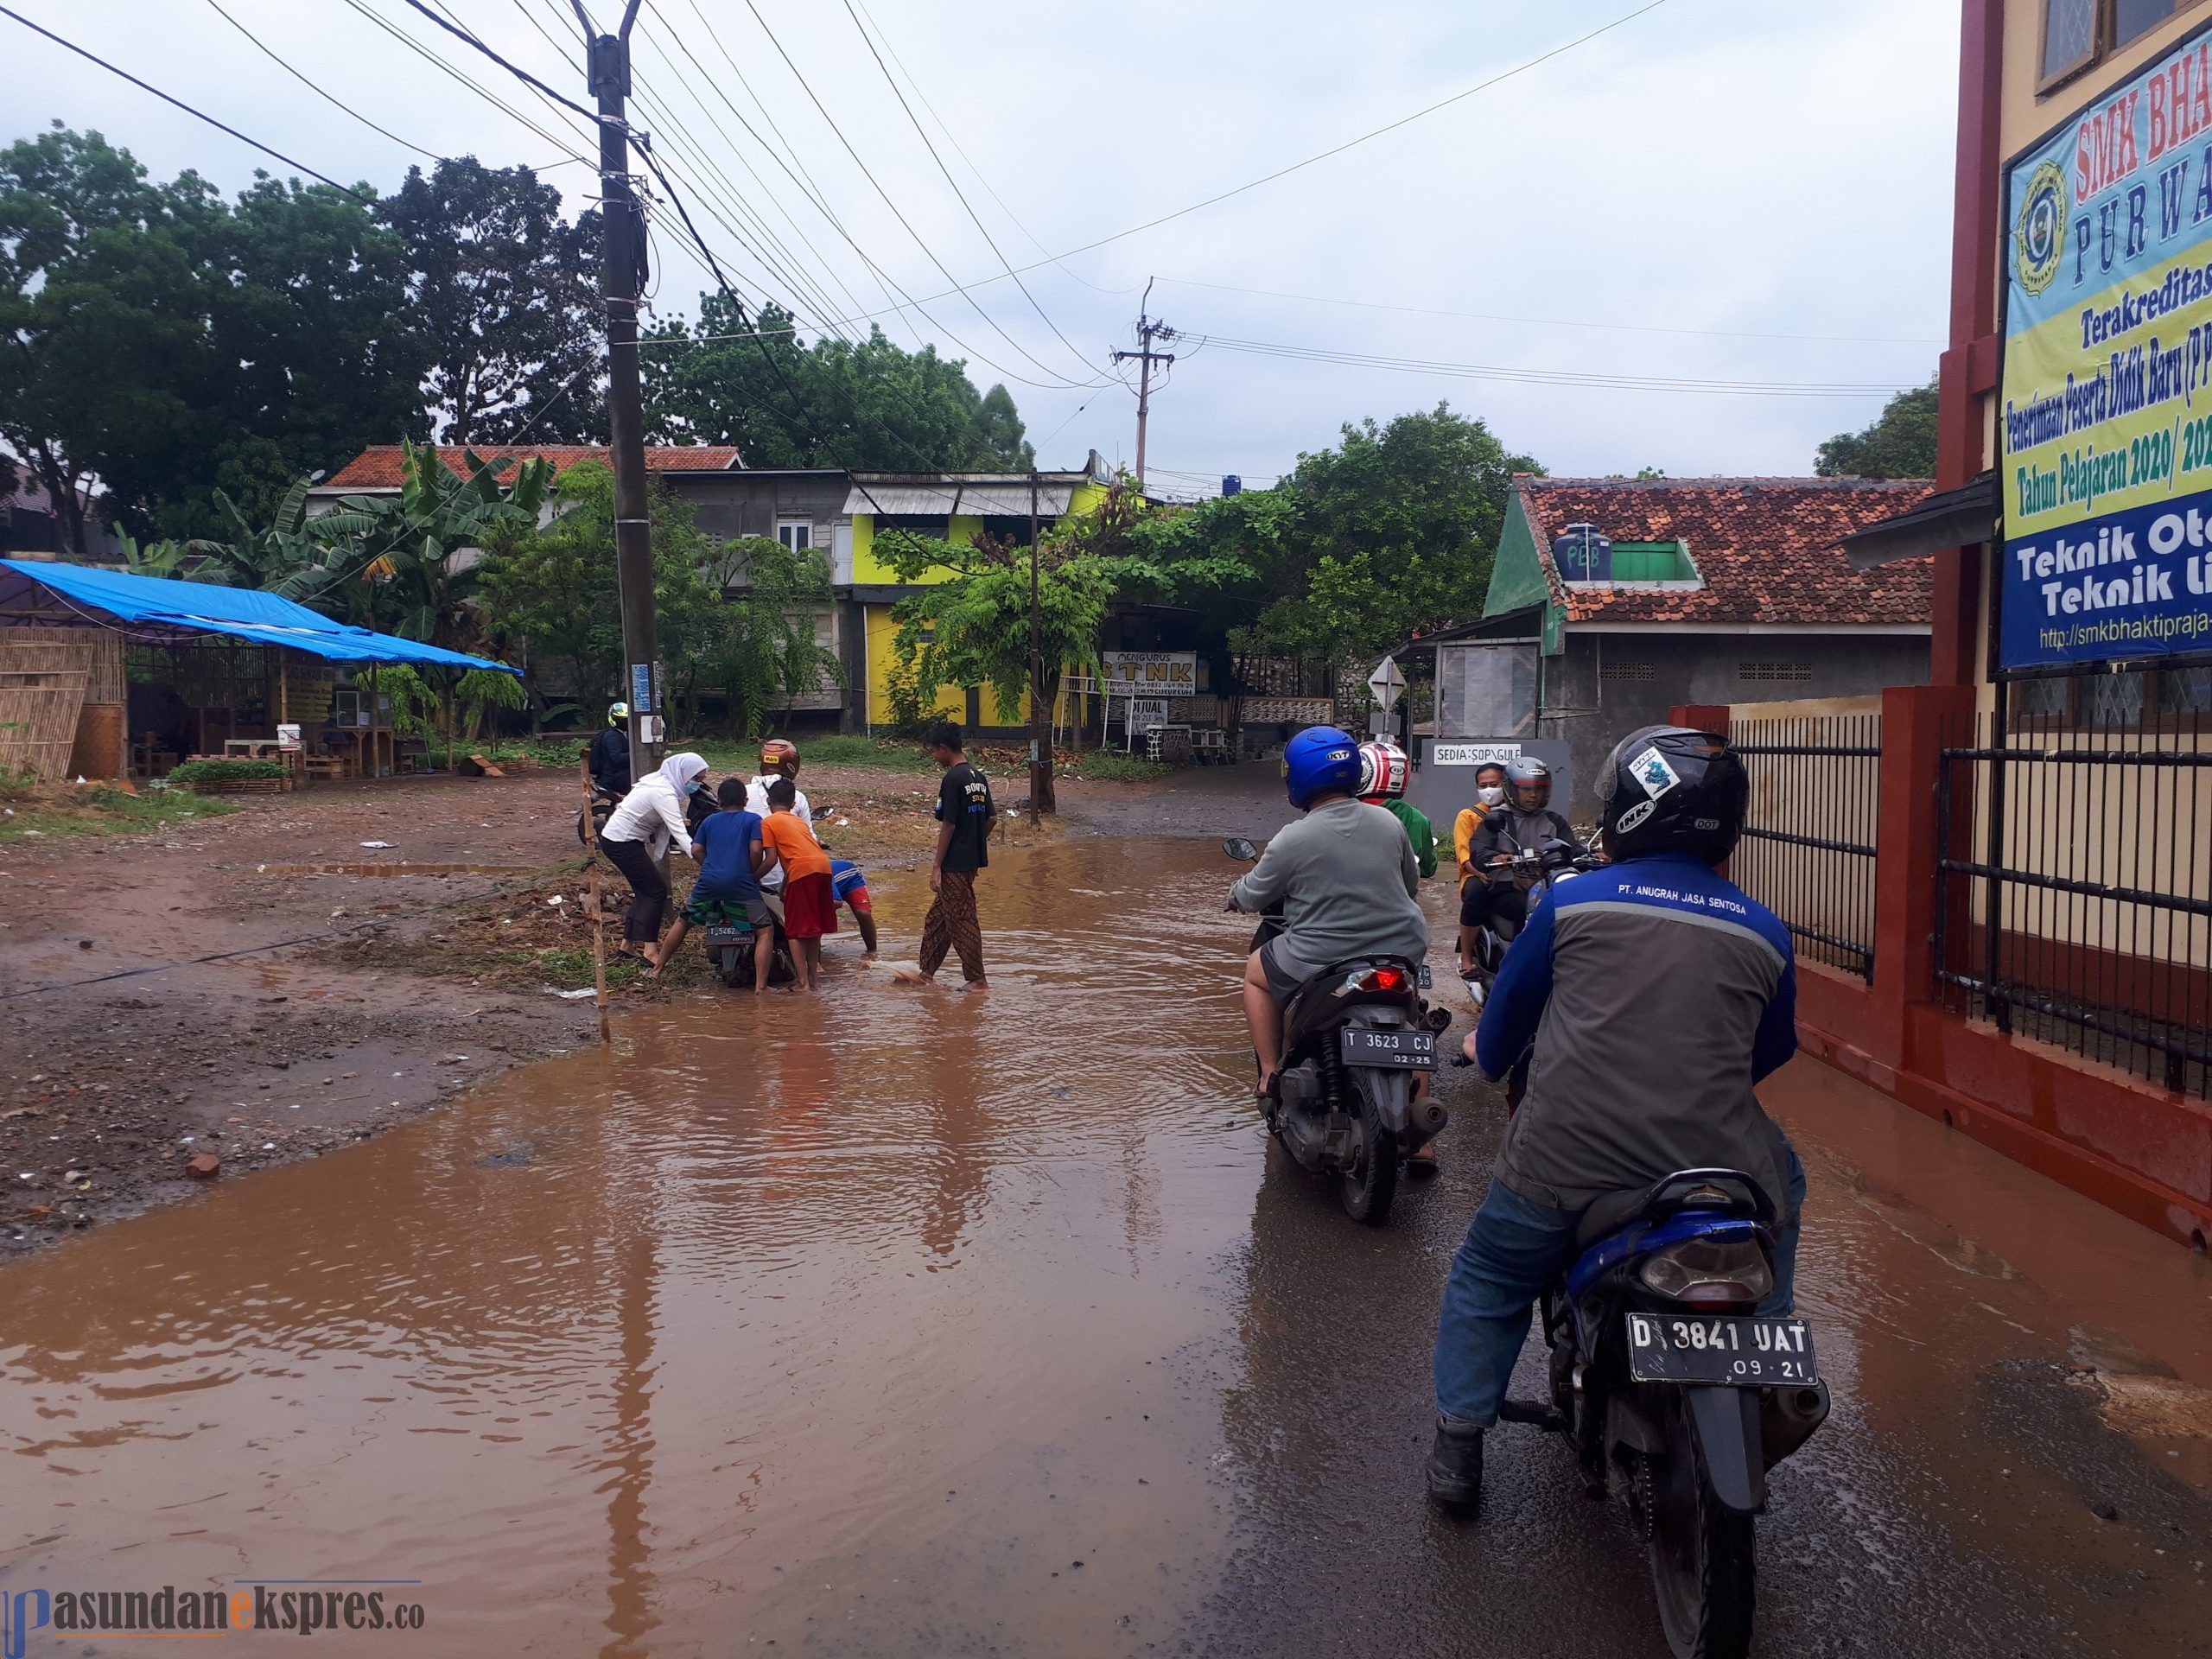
[1453,763,1509,977]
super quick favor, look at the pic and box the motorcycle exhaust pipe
[1404,1094,1447,1146]
[1760,1378,1829,1467]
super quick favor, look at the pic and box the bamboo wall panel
[0,668,91,782]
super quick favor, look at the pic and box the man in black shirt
[919,720,994,988]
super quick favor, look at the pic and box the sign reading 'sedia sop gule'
[2001,19,2212,671]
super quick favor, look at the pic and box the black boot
[1426,1414,1484,1510]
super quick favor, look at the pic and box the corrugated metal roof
[951,482,1073,515]
[842,483,963,516]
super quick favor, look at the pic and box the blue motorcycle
[1501,1168,1829,1659]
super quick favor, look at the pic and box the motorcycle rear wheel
[1337,1093,1397,1225]
[1639,1408,1756,1659]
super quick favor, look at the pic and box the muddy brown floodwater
[4,830,2211,1659]
[0,838,1264,1656]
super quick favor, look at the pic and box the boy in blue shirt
[652,778,774,991]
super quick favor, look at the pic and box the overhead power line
[0,4,372,198]
[1151,276,1945,350]
[836,0,1103,385]
[334,0,593,165]
[732,0,1109,391]
[396,0,602,124]
[199,0,447,162]
[1185,332,1910,398]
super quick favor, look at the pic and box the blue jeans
[1432,1137,1806,1426]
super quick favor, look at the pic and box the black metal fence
[1935,684,2212,1097]
[1731,714,1881,982]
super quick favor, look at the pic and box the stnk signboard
[2000,23,2212,672]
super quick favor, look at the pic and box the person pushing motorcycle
[1229,726,1428,1102]
[1426,727,1807,1510]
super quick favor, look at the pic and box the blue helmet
[1283,725,1362,810]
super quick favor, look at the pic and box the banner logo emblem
[2015,161,2068,296]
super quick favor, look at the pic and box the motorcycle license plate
[1340,1028,1436,1070]
[1417,963,1433,990]
[702,925,748,947]
[1624,1313,1818,1386]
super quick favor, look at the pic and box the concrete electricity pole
[1110,279,1175,490]
[575,0,661,771]
[1027,470,1047,822]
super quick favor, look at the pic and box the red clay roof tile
[322,445,741,489]
[1516,476,1937,627]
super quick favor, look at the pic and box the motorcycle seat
[1574,1168,1771,1249]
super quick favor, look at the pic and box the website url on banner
[2038,611,2212,650]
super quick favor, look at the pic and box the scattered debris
[186,1154,220,1179]
[359,840,395,849]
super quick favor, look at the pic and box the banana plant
[308,438,552,647]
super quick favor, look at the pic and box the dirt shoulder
[0,756,1083,1256]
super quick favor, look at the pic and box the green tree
[880,485,1163,810]
[1132,404,1538,672]
[1815,379,1938,479]
[381,158,603,444]
[0,124,427,547]
[643,296,1033,468]
[0,124,216,555]
[477,461,836,736]
[309,439,552,645]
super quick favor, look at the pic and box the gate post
[1870,683,1977,1067]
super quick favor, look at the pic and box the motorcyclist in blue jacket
[1426,726,1806,1510]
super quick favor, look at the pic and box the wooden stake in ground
[581,752,610,1046]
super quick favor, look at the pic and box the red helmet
[1357,740,1408,802]
[758,738,800,778]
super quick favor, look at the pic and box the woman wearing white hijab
[599,752,708,964]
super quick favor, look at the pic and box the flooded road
[3,833,2210,1656]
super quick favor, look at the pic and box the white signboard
[1367,654,1406,709]
[1124,696,1171,730]
[1102,650,1197,696]
[1432,741,1522,768]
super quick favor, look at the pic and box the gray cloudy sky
[6,0,1957,492]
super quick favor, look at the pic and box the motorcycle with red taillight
[1224,836,1451,1224]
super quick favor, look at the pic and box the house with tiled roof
[1408,475,1936,819]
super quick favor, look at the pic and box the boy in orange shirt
[760,777,835,989]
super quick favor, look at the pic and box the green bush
[1065,751,1166,783]
[168,758,290,785]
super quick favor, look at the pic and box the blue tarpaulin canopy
[0,559,522,676]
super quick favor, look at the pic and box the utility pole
[1110,277,1175,491]
[1027,470,1047,823]
[576,1,660,772]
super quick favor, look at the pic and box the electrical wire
[198,0,448,162]
[731,0,1110,391]
[847,0,1135,300]
[0,4,372,198]
[397,0,602,124]
[334,0,593,164]
[1182,331,1910,398]
[1151,276,1943,350]
[836,0,1103,385]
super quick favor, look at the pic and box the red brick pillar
[1866,683,1977,1070]
[1669,703,1731,734]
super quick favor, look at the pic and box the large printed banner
[1101,650,1197,695]
[2001,24,2212,671]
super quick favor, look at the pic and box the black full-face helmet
[1597,726,1747,864]
[1503,755,1552,812]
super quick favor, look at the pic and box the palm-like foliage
[309,438,551,646]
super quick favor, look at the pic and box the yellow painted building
[842,461,1115,730]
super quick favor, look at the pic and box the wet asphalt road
[2,769,2208,1657]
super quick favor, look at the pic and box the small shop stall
[0,559,518,784]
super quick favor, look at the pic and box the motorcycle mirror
[1223,836,1258,861]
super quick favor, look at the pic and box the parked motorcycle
[1224,836,1452,1224]
[703,915,795,989]
[1462,837,1605,1008]
[1497,1168,1827,1659]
